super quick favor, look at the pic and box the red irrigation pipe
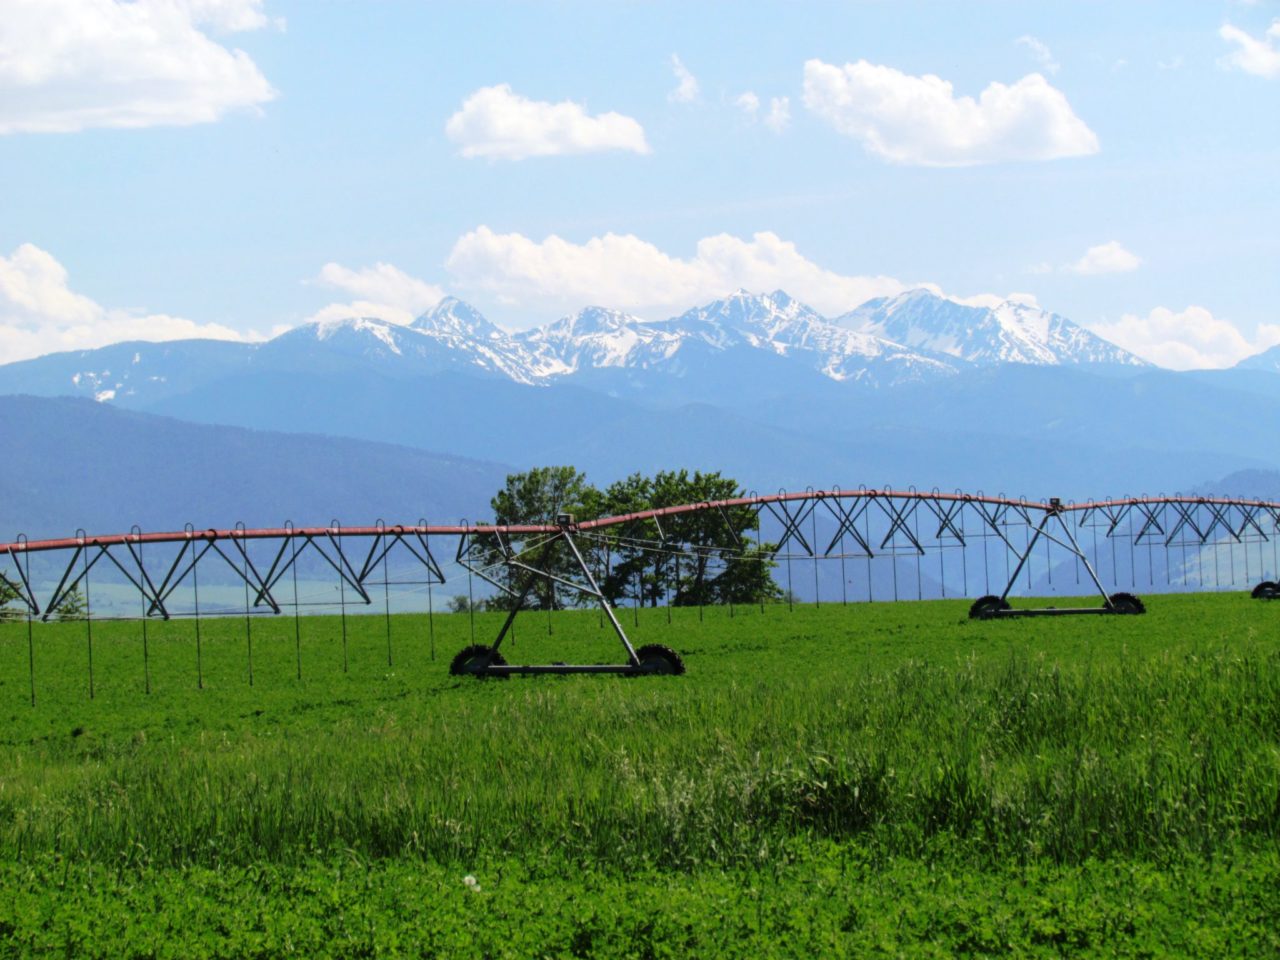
[2,491,1278,556]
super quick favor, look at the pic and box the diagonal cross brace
[763,498,818,556]
[821,496,875,557]
[875,496,925,554]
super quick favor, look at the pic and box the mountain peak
[839,289,1143,367]
[684,288,820,331]
[513,306,675,374]
[568,306,637,331]
[412,297,501,339]
[269,315,410,358]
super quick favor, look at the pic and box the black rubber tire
[1251,581,1278,600]
[449,644,508,678]
[969,595,1011,620]
[1108,592,1146,615]
[634,643,686,676]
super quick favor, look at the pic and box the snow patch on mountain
[656,289,957,384]
[839,289,1144,367]
[315,316,403,355]
[515,306,681,374]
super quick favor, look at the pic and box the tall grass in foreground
[0,596,1276,871]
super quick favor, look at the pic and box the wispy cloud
[764,96,791,133]
[734,92,789,133]
[734,91,761,117]
[1016,35,1060,74]
[668,54,700,103]
[1220,20,1280,78]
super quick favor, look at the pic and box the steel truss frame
[2,491,1277,674]
[451,516,652,675]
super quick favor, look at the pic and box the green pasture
[0,594,1277,956]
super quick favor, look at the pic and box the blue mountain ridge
[0,289,1276,537]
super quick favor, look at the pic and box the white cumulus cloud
[444,226,910,320]
[734,91,761,117]
[445,84,650,161]
[668,54,699,103]
[801,58,1099,166]
[1219,20,1280,78]
[1066,241,1142,275]
[0,243,257,364]
[309,262,445,326]
[1088,305,1280,370]
[0,0,277,135]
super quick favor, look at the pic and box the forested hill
[0,395,510,541]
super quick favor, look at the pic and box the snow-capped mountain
[4,289,1280,510]
[0,288,1146,412]
[257,300,557,384]
[655,289,956,384]
[512,292,954,387]
[513,306,681,374]
[839,289,1144,367]
[410,296,561,382]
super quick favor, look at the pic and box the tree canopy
[599,469,779,607]
[479,465,779,610]
[482,466,599,610]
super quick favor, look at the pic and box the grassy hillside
[1,595,1277,956]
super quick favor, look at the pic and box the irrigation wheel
[634,644,686,676]
[449,644,508,678]
[1252,581,1278,600]
[1107,592,1146,614]
[968,595,1011,620]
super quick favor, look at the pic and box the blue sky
[1,0,1277,369]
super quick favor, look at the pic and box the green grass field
[1,595,1277,957]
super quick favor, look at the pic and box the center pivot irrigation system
[1,489,1277,682]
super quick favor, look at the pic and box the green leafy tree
[600,469,780,607]
[598,472,659,606]
[484,466,602,610]
[652,470,779,606]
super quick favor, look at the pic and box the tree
[51,586,87,621]
[479,465,782,612]
[483,466,602,610]
[0,576,23,622]
[650,470,779,606]
[599,469,780,607]
[598,472,659,606]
